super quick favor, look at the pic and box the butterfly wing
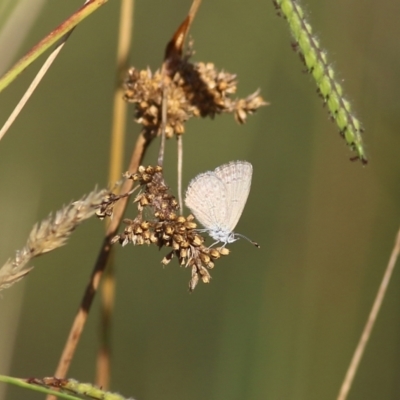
[214,161,253,232]
[185,171,228,231]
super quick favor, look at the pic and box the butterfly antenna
[235,233,260,248]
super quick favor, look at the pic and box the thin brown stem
[337,227,400,400]
[157,84,168,167]
[96,251,114,389]
[187,0,202,32]
[177,135,183,213]
[48,133,150,400]
[107,0,134,187]
[96,0,135,389]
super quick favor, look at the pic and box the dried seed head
[218,247,230,256]
[176,215,186,224]
[164,224,174,235]
[124,47,267,140]
[192,235,203,247]
[200,253,210,264]
[162,252,174,265]
[180,248,188,259]
[209,249,221,259]
[140,221,150,230]
[184,221,197,230]
[173,234,184,243]
[109,165,237,290]
[110,235,120,245]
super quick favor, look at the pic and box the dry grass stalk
[337,227,400,400]
[97,0,135,389]
[51,131,152,384]
[0,16,75,142]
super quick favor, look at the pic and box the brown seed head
[124,46,267,140]
[109,164,237,290]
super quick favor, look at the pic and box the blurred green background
[1,1,400,399]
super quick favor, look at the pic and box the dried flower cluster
[107,165,230,291]
[124,46,267,139]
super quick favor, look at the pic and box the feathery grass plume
[124,41,268,140]
[108,165,230,291]
[28,377,133,400]
[0,188,108,292]
[273,0,367,164]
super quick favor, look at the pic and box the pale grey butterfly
[185,161,259,247]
